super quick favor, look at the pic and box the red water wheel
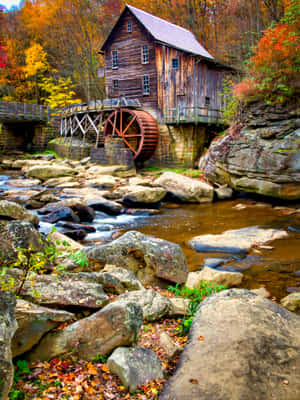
[103,108,158,162]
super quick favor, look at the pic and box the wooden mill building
[101,4,230,124]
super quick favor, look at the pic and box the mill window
[112,50,118,69]
[171,58,179,70]
[143,75,150,95]
[205,96,210,106]
[141,45,149,64]
[127,20,132,33]
[113,80,119,89]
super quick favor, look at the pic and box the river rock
[107,347,163,390]
[84,231,189,285]
[12,159,48,169]
[57,221,96,233]
[0,220,45,257]
[160,289,300,400]
[60,228,87,241]
[27,300,143,361]
[214,185,233,200]
[12,299,74,357]
[159,332,182,359]
[47,230,83,252]
[19,274,109,309]
[42,206,80,224]
[155,171,214,203]
[280,292,300,312]
[117,289,171,321]
[200,101,300,200]
[85,175,117,188]
[0,200,39,226]
[96,267,144,294]
[86,165,136,178]
[122,185,166,204]
[168,297,192,316]
[186,266,243,288]
[26,165,76,181]
[8,178,41,187]
[189,226,288,254]
[0,291,17,400]
[44,176,75,187]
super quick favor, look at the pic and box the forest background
[0,0,298,108]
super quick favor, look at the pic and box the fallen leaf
[189,379,199,384]
[197,336,204,341]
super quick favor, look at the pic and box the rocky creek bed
[0,153,299,400]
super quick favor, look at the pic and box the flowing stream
[1,172,299,301]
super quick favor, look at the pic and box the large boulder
[27,300,143,361]
[12,299,74,357]
[155,172,214,203]
[19,274,109,309]
[122,185,167,204]
[26,165,76,181]
[0,220,45,258]
[84,231,189,285]
[0,200,39,226]
[107,347,163,390]
[160,289,300,400]
[117,289,171,321]
[0,291,17,400]
[200,101,300,200]
[189,226,288,254]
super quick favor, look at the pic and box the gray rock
[214,185,233,200]
[189,226,288,254]
[96,267,144,294]
[281,292,300,312]
[201,103,300,200]
[84,231,189,286]
[19,274,109,309]
[0,220,45,258]
[159,332,181,359]
[117,289,171,321]
[155,171,214,203]
[27,300,143,361]
[0,200,39,226]
[12,299,74,357]
[26,165,76,181]
[0,291,17,400]
[160,289,300,400]
[168,297,192,316]
[122,186,166,204]
[186,266,243,288]
[107,346,163,390]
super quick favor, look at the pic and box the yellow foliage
[23,43,49,77]
[40,76,81,108]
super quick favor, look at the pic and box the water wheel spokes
[103,108,158,161]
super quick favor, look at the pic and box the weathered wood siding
[104,9,157,109]
[155,44,226,115]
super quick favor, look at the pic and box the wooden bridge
[0,101,51,123]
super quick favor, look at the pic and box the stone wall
[147,123,207,168]
[0,123,56,153]
[47,142,92,160]
[91,137,134,168]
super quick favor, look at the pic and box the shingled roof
[101,4,214,59]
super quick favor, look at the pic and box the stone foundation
[0,123,56,153]
[148,124,208,168]
[47,141,92,160]
[91,137,134,168]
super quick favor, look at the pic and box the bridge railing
[0,101,50,122]
[164,106,223,125]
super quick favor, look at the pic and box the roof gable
[101,4,213,59]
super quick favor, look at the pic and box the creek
[1,172,299,301]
